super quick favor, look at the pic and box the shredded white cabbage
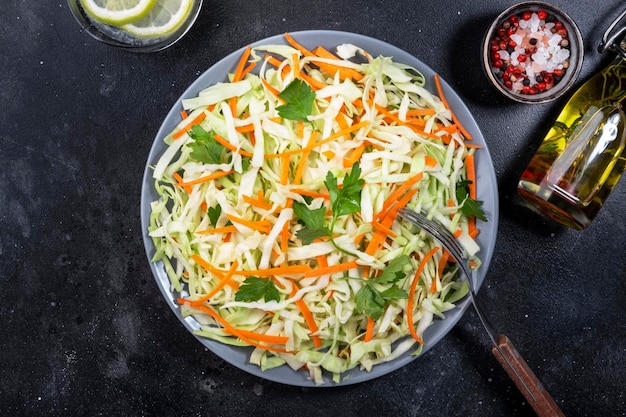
[148,35,484,386]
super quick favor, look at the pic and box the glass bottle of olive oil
[517,55,626,229]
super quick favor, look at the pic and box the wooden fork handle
[492,335,565,417]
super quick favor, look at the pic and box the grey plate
[140,30,499,387]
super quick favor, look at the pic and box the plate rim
[140,29,500,387]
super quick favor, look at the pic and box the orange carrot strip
[229,44,251,114]
[316,254,328,268]
[266,120,369,159]
[425,155,438,167]
[242,195,273,211]
[233,46,251,82]
[226,214,272,233]
[191,259,240,303]
[364,317,376,342]
[293,151,310,185]
[434,74,473,140]
[173,172,192,194]
[284,33,362,81]
[235,264,312,277]
[407,246,440,344]
[233,328,289,345]
[213,133,254,157]
[180,301,289,352]
[291,188,330,200]
[240,61,256,79]
[173,111,206,139]
[466,153,477,234]
[196,225,239,235]
[190,254,238,290]
[180,110,189,119]
[343,143,366,168]
[292,53,300,79]
[311,45,365,81]
[375,172,424,221]
[291,286,322,348]
[303,261,358,278]
[466,153,477,200]
[191,254,225,278]
[260,77,283,100]
[406,108,436,117]
[299,71,327,90]
[371,220,397,239]
[175,170,233,187]
[235,124,255,134]
[280,154,290,185]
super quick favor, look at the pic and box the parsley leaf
[374,255,410,284]
[326,163,364,218]
[188,125,225,164]
[234,276,281,303]
[276,79,316,123]
[354,285,385,320]
[207,204,222,226]
[293,201,328,244]
[354,255,410,320]
[456,179,487,221]
[293,164,364,255]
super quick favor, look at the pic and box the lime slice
[80,0,158,25]
[121,0,194,39]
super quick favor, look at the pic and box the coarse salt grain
[488,10,572,96]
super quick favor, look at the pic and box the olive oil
[518,56,626,229]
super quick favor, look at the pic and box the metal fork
[398,208,564,417]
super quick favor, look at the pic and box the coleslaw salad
[147,32,486,385]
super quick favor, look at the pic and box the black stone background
[1,1,625,416]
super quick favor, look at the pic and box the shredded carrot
[260,76,283,100]
[466,153,477,235]
[190,254,238,290]
[299,71,327,90]
[291,188,330,200]
[173,172,192,194]
[212,133,254,157]
[364,317,376,342]
[280,154,291,185]
[292,52,300,79]
[343,143,366,168]
[175,170,233,187]
[173,111,206,139]
[191,259,240,303]
[303,261,358,278]
[196,225,239,235]
[180,110,188,119]
[235,264,312,277]
[433,74,473,140]
[371,220,397,239]
[425,155,438,167]
[266,120,369,160]
[235,123,255,134]
[375,172,424,221]
[291,286,322,348]
[311,45,365,81]
[180,301,290,352]
[226,214,272,234]
[240,61,256,79]
[242,194,273,211]
[407,246,440,344]
[406,108,436,117]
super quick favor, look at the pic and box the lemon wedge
[80,0,158,25]
[121,0,194,39]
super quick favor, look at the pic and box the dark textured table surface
[2,1,625,416]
